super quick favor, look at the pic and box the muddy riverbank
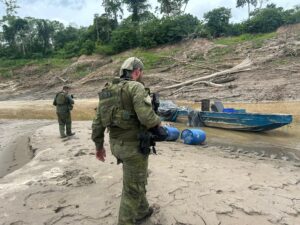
[0,120,53,178]
[1,121,300,225]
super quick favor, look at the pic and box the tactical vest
[98,78,139,129]
[56,92,67,105]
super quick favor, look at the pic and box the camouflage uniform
[53,90,74,137]
[92,57,160,225]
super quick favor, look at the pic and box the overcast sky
[0,0,299,27]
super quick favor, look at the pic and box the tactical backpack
[98,79,139,129]
[56,92,67,105]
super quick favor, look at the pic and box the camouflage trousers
[56,112,72,137]
[110,139,150,225]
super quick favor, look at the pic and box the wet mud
[0,120,53,178]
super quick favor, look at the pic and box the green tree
[204,7,231,38]
[36,19,54,55]
[0,0,19,17]
[236,0,257,19]
[283,5,300,24]
[157,0,189,16]
[101,0,123,23]
[140,14,198,48]
[245,4,284,33]
[2,17,29,57]
[111,21,139,52]
[53,26,81,50]
[122,0,150,22]
[80,40,95,55]
[90,13,117,43]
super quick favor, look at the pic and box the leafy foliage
[283,5,300,24]
[111,22,140,52]
[122,0,150,22]
[245,4,285,33]
[204,7,232,37]
[87,14,117,44]
[140,14,199,48]
[157,0,189,16]
[0,1,300,60]
[0,0,19,17]
[102,0,123,22]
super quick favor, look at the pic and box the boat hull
[190,111,293,132]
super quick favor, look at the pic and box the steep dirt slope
[0,24,299,102]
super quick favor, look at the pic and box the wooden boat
[188,111,293,132]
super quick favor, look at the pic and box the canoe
[188,111,293,132]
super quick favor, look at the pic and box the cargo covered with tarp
[158,100,190,122]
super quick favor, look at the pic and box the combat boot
[59,125,67,138]
[66,123,74,136]
[136,207,153,224]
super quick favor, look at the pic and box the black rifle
[138,91,168,155]
[151,93,160,114]
[138,126,168,155]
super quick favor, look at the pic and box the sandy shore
[0,121,300,225]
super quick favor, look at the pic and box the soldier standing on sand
[53,85,75,138]
[92,57,161,225]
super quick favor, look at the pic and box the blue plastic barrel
[223,108,235,113]
[163,126,180,141]
[181,129,206,145]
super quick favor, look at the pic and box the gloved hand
[96,147,106,162]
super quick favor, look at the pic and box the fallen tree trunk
[156,58,253,93]
[167,81,225,96]
[55,76,68,83]
[212,75,236,84]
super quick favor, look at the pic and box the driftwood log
[156,58,253,93]
[55,76,68,83]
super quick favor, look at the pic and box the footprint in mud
[74,149,88,157]
[77,175,96,186]
[56,169,95,187]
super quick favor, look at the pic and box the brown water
[174,122,300,161]
[0,99,299,161]
[175,100,300,161]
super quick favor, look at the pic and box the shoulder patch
[144,95,152,105]
[99,90,112,99]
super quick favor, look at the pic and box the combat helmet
[119,57,144,76]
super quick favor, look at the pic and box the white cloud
[16,0,103,26]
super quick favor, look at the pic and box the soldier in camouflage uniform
[92,57,161,225]
[53,85,75,138]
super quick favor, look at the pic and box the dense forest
[0,0,299,59]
